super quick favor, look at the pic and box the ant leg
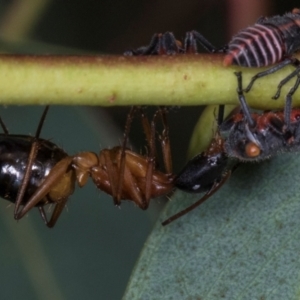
[235,72,255,128]
[138,107,153,152]
[47,197,69,228]
[14,141,39,218]
[38,196,69,228]
[162,171,231,226]
[113,106,137,205]
[103,108,150,208]
[158,107,172,174]
[15,156,73,220]
[14,106,50,218]
[132,107,164,206]
[143,110,158,205]
[38,206,49,224]
[136,107,167,207]
[244,58,295,93]
[284,74,300,130]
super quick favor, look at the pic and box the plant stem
[0,53,298,107]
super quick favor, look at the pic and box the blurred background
[0,1,297,299]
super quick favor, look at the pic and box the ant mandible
[1,106,174,228]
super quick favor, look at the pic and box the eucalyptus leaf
[124,153,300,299]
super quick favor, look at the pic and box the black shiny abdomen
[0,135,67,204]
[175,152,228,193]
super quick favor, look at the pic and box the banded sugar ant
[0,106,174,228]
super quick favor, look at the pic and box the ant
[1,106,174,228]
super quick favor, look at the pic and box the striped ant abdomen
[224,8,300,67]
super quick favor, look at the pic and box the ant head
[175,147,228,194]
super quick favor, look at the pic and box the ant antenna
[35,106,49,138]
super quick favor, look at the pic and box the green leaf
[124,153,300,299]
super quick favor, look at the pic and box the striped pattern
[226,24,284,67]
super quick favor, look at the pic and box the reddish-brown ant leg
[138,107,153,152]
[144,111,156,204]
[158,108,172,174]
[114,106,136,206]
[99,107,173,210]
[144,108,174,205]
[106,107,154,208]
[102,148,131,205]
[14,156,74,226]
[46,197,70,228]
[38,206,48,224]
[99,148,149,208]
[114,106,157,206]
[112,105,171,205]
[143,107,172,206]
[14,106,49,220]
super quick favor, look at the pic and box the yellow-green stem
[0,54,298,106]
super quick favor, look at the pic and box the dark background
[0,1,297,299]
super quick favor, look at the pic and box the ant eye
[245,142,261,157]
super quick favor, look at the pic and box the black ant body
[1,106,174,228]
